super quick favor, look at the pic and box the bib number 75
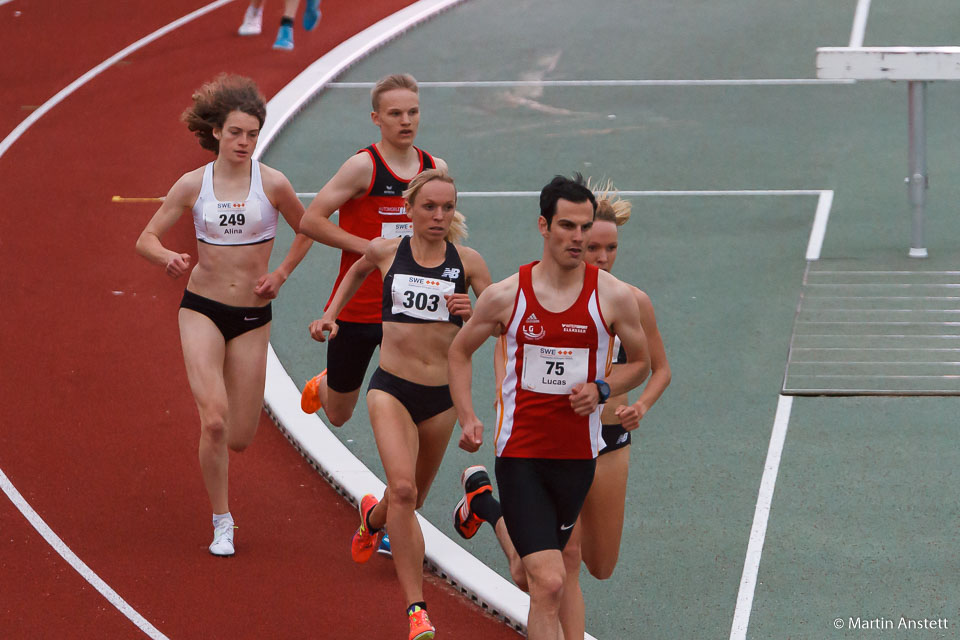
[545,360,565,376]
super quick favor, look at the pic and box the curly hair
[181,74,267,154]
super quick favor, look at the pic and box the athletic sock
[407,601,428,615]
[212,511,234,527]
[365,505,381,533]
[280,16,294,27]
[470,492,502,524]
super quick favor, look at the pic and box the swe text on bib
[381,222,413,239]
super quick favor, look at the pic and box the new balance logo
[441,268,460,279]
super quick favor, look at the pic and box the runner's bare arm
[615,287,671,429]
[605,278,650,396]
[446,245,493,320]
[135,170,201,278]
[298,153,373,254]
[256,165,312,299]
[448,276,517,451]
[308,237,397,342]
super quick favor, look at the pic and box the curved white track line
[0,468,168,638]
[0,2,237,637]
[0,0,234,162]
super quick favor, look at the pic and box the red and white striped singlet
[495,262,613,459]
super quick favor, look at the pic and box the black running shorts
[599,423,632,455]
[494,456,596,557]
[326,320,383,393]
[366,367,453,424]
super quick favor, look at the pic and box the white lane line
[295,189,828,199]
[806,190,833,260]
[849,0,873,47]
[0,1,235,636]
[0,468,169,639]
[258,0,468,151]
[729,394,794,640]
[0,0,235,162]
[327,78,855,88]
[1,0,19,7]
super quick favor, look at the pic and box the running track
[0,1,518,637]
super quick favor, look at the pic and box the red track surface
[0,1,519,637]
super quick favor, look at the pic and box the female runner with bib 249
[309,169,491,640]
[136,74,312,557]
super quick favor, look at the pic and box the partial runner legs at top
[237,0,322,50]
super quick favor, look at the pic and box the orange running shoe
[300,370,327,413]
[351,494,382,563]
[453,465,493,539]
[408,607,435,640]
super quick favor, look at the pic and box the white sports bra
[192,162,279,246]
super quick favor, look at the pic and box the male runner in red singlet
[448,174,650,640]
[298,73,447,427]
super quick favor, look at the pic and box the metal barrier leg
[907,80,928,258]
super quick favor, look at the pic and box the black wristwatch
[594,379,611,404]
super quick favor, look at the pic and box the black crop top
[382,236,467,326]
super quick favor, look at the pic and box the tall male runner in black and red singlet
[299,73,446,427]
[448,175,650,640]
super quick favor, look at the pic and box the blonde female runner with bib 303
[308,169,490,640]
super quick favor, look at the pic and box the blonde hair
[403,168,468,244]
[587,177,632,226]
[371,73,419,111]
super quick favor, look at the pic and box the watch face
[596,380,611,401]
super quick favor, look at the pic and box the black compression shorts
[326,320,382,393]
[494,456,596,557]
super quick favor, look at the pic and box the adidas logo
[525,313,539,323]
[441,267,461,279]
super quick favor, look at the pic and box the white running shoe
[209,519,236,556]
[237,5,263,36]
